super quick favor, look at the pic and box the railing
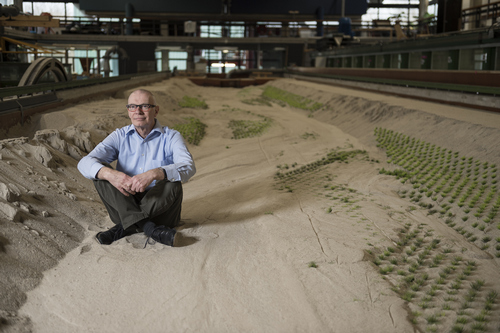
[12,15,424,39]
[462,1,500,30]
[3,13,446,42]
[50,16,329,38]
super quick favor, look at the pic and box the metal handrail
[461,1,500,29]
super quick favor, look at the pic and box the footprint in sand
[79,243,92,254]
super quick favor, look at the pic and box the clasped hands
[119,172,153,196]
[97,167,164,196]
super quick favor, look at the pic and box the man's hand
[129,168,163,193]
[96,167,164,196]
[97,167,136,196]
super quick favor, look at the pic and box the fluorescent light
[210,63,237,68]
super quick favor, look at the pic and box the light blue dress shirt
[77,120,196,188]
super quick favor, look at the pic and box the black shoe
[144,226,177,248]
[95,224,134,245]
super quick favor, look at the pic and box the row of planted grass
[274,150,366,193]
[375,128,500,258]
[367,222,498,333]
[228,116,272,140]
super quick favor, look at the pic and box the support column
[282,22,289,37]
[162,50,169,71]
[96,48,101,76]
[186,45,194,72]
[257,43,261,69]
[316,7,324,37]
[419,0,429,20]
[285,46,289,67]
[125,3,134,35]
[13,0,23,11]
[419,0,429,34]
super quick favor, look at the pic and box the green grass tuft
[179,96,208,109]
[262,86,323,111]
[229,117,272,139]
[173,117,207,146]
[308,261,318,268]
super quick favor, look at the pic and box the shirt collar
[125,119,165,136]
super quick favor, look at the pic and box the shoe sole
[95,232,104,245]
[95,232,113,245]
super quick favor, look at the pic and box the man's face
[127,91,158,130]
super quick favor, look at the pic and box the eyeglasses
[126,104,156,111]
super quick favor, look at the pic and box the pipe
[125,3,134,35]
[316,6,324,37]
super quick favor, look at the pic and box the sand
[0,78,499,332]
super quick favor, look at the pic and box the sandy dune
[1,78,499,332]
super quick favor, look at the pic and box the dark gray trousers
[93,179,183,230]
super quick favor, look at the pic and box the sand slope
[0,78,499,332]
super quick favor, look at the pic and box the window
[169,51,188,71]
